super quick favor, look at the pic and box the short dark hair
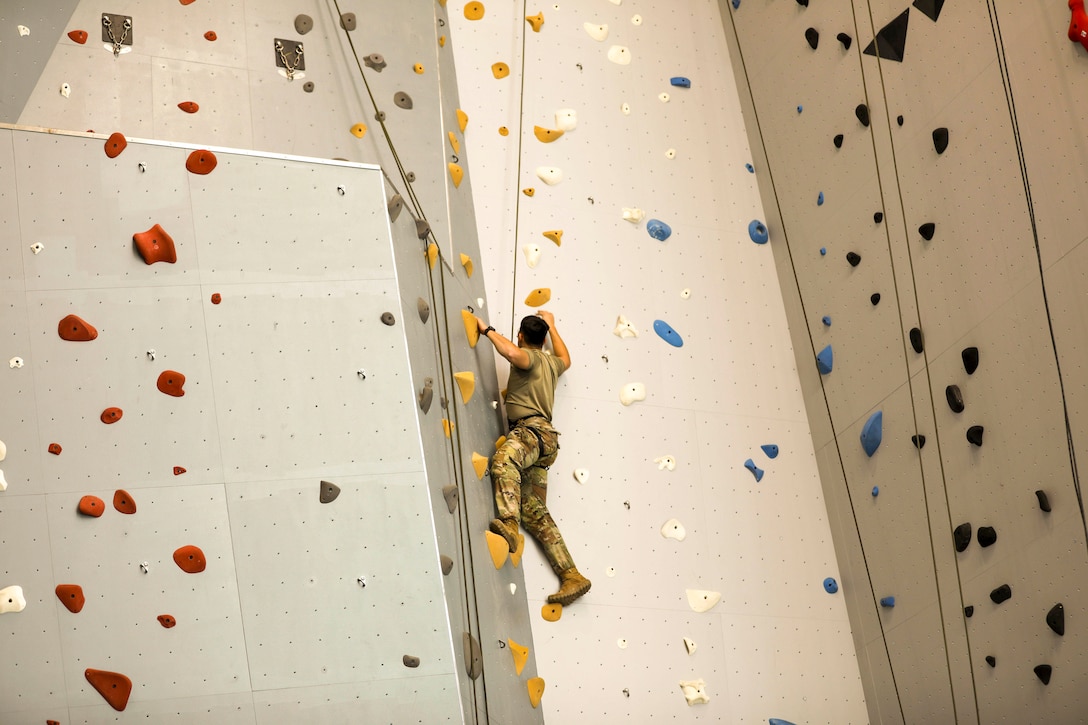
[519,315,549,346]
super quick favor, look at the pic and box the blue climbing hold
[816,345,833,374]
[670,76,691,88]
[745,163,754,173]
[732,0,740,7]
[744,458,764,482]
[871,485,879,497]
[797,105,803,113]
[749,220,769,244]
[769,720,798,725]
[880,596,896,608]
[821,315,831,326]
[817,191,824,206]
[761,444,779,459]
[860,410,883,457]
[819,247,826,256]
[652,320,683,347]
[646,219,672,241]
[823,577,838,594]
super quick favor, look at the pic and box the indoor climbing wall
[721,0,1088,722]
[448,1,868,722]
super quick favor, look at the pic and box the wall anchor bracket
[274,39,305,80]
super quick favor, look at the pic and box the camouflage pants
[491,417,576,575]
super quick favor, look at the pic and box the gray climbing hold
[967,425,984,446]
[909,327,923,353]
[381,312,396,326]
[303,81,314,93]
[319,480,341,503]
[387,194,404,222]
[964,605,974,617]
[419,378,434,413]
[646,219,672,241]
[1036,490,1051,512]
[294,14,313,34]
[962,347,979,374]
[463,632,483,680]
[394,91,413,109]
[933,127,949,154]
[340,13,357,31]
[985,655,996,667]
[880,596,895,607]
[946,385,964,413]
[440,554,454,575]
[912,434,926,449]
[833,134,844,148]
[953,523,972,552]
[364,53,387,71]
[1047,603,1064,635]
[670,77,691,88]
[816,345,833,375]
[761,444,779,459]
[837,32,852,49]
[417,298,430,323]
[856,103,870,127]
[406,171,416,182]
[847,251,861,267]
[375,110,386,122]
[823,577,838,593]
[919,222,935,240]
[749,220,769,244]
[442,485,459,514]
[1034,664,1052,685]
[653,320,683,347]
[977,526,996,547]
[744,459,764,482]
[990,583,1011,604]
[861,410,883,457]
[415,219,431,239]
[805,27,819,49]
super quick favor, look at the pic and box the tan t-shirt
[504,348,567,422]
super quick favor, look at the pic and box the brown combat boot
[489,518,519,553]
[547,568,591,606]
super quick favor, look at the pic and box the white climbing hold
[613,315,639,338]
[658,92,671,103]
[665,148,676,159]
[60,83,71,98]
[573,468,590,484]
[17,25,30,37]
[619,382,646,406]
[0,585,26,613]
[660,518,686,541]
[509,582,517,595]
[683,637,697,655]
[0,470,7,491]
[583,23,609,41]
[555,108,578,131]
[680,288,692,299]
[605,566,616,577]
[9,357,23,369]
[621,102,631,115]
[679,679,710,706]
[631,14,643,25]
[685,589,721,613]
[0,439,6,461]
[609,0,622,5]
[523,244,542,268]
[653,455,676,471]
[30,242,43,254]
[477,297,485,309]
[617,638,628,649]
[607,46,632,65]
[622,207,644,223]
[536,167,563,185]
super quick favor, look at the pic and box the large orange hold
[78,495,105,517]
[100,407,123,424]
[55,584,86,613]
[185,149,217,175]
[58,314,98,341]
[48,443,62,455]
[173,545,207,573]
[104,132,127,158]
[156,370,186,397]
[84,669,133,711]
[177,101,199,113]
[113,489,137,514]
[133,224,177,264]
[67,30,88,44]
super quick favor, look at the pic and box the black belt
[510,416,549,459]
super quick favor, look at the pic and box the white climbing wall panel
[449,1,867,722]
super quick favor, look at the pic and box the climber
[476,310,591,606]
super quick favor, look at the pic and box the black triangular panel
[912,0,946,22]
[863,9,910,62]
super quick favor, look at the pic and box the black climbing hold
[381,312,396,326]
[847,251,861,267]
[962,347,979,374]
[394,91,413,110]
[909,327,924,353]
[919,222,935,240]
[977,526,997,547]
[1036,490,1052,512]
[874,212,884,223]
[415,219,431,239]
[855,103,870,127]
[1034,664,1052,685]
[303,81,314,93]
[912,434,926,449]
[440,554,454,575]
[442,484,459,514]
[319,480,341,504]
[417,298,430,323]
[897,115,904,126]
[871,293,881,305]
[340,12,357,31]
[990,583,1012,604]
[985,655,996,667]
[403,654,420,668]
[1047,603,1065,635]
[946,385,964,413]
[912,0,946,22]
[967,425,984,446]
[833,134,844,148]
[388,194,404,222]
[795,0,809,6]
[805,28,819,49]
[964,605,974,617]
[953,522,972,552]
[933,127,949,154]
[837,32,852,50]
[863,9,910,62]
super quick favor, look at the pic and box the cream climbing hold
[631,14,643,25]
[454,371,475,404]
[555,109,577,131]
[619,383,646,406]
[523,244,542,268]
[535,167,563,185]
[654,455,676,471]
[621,102,631,115]
[665,148,676,159]
[17,25,30,37]
[607,46,632,64]
[524,288,551,307]
[30,242,43,254]
[462,309,480,348]
[0,438,6,461]
[527,677,545,708]
[686,589,721,613]
[448,131,461,155]
[460,253,474,277]
[658,92,671,103]
[464,2,485,20]
[485,531,509,569]
[60,83,71,98]
[533,126,564,143]
[605,566,616,577]
[456,109,469,133]
[617,638,628,649]
[683,637,697,655]
[679,679,710,706]
[426,242,438,269]
[660,518,686,541]
[613,315,639,338]
[583,23,609,41]
[0,585,26,614]
[9,357,24,369]
[0,470,7,491]
[491,62,510,79]
[448,163,464,188]
[509,582,517,595]
[350,123,367,138]
[471,452,489,479]
[680,288,692,299]
[543,230,562,246]
[526,13,544,32]
[508,639,529,675]
[622,207,644,223]
[573,468,589,484]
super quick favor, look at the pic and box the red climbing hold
[173,466,186,475]
[180,0,196,5]
[67,29,88,44]
[78,495,105,517]
[177,101,200,114]
[157,614,177,628]
[211,293,222,304]
[173,545,207,573]
[58,314,98,341]
[100,407,123,424]
[48,443,62,455]
[156,370,186,397]
[185,149,217,175]
[1071,0,1088,51]
[104,132,127,159]
[84,669,133,711]
[204,31,217,41]
[48,721,60,725]
[113,489,137,514]
[55,584,86,613]
[133,223,178,264]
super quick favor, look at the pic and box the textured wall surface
[722,0,1088,722]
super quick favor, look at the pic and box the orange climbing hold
[157,614,176,628]
[156,370,186,397]
[492,62,510,79]
[448,163,464,188]
[527,677,545,708]
[177,101,199,113]
[55,584,86,613]
[508,639,529,675]
[524,288,551,307]
[456,108,469,133]
[204,31,217,41]
[522,188,535,196]
[533,126,564,143]
[464,2,485,20]
[173,545,206,573]
[185,149,217,175]
[499,126,509,136]
[541,603,562,621]
[100,407,123,424]
[104,132,127,158]
[211,293,222,304]
[84,669,133,711]
[173,466,186,475]
[543,230,562,246]
[526,13,544,32]
[78,495,105,517]
[58,314,98,341]
[48,443,62,455]
[67,30,88,44]
[133,223,177,264]
[179,0,196,5]
[113,489,137,514]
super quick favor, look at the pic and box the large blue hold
[816,345,833,374]
[646,219,672,241]
[749,220,769,244]
[861,410,883,457]
[761,444,779,459]
[769,720,798,725]
[670,76,691,88]
[880,596,896,608]
[652,320,683,347]
[744,458,764,482]
[823,577,838,594]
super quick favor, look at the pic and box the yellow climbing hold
[462,309,480,348]
[522,187,534,196]
[413,63,424,74]
[526,13,544,32]
[471,452,489,479]
[464,1,485,20]
[533,126,564,143]
[426,242,438,269]
[524,288,551,307]
[439,35,446,46]
[499,126,509,136]
[448,131,461,155]
[486,531,509,569]
[527,677,545,708]
[350,123,367,138]
[437,0,447,5]
[543,230,563,246]
[509,533,525,567]
[454,371,475,404]
[508,639,529,676]
[460,253,474,277]
[495,434,506,449]
[491,62,510,79]
[457,108,469,133]
[541,603,562,622]
[448,162,464,188]
[443,419,454,437]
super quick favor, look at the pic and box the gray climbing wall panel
[722,0,1088,721]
